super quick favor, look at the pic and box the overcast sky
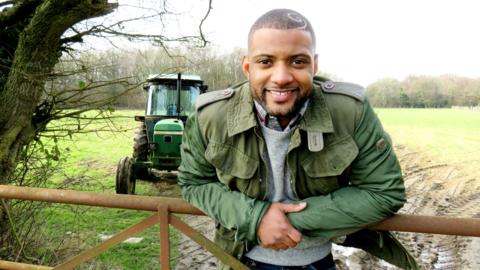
[110,0,480,86]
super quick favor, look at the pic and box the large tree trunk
[0,0,116,252]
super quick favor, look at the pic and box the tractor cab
[116,73,207,194]
[144,73,206,120]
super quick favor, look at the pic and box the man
[178,9,418,270]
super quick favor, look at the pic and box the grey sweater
[245,125,331,266]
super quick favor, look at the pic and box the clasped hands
[256,202,307,250]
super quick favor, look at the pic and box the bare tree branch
[60,1,213,48]
[198,0,213,47]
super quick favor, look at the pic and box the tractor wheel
[133,123,148,161]
[116,157,136,194]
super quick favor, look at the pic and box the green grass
[51,110,137,188]
[38,205,181,269]
[35,109,182,269]
[374,108,480,166]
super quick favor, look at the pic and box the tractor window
[148,84,200,116]
[181,85,200,115]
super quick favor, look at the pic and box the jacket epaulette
[195,88,234,110]
[320,81,366,102]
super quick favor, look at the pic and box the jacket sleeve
[178,112,270,242]
[288,99,406,239]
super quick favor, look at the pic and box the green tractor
[116,73,207,194]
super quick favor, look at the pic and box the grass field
[33,107,479,269]
[375,108,480,169]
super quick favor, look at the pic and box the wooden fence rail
[0,185,479,269]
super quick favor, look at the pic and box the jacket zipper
[288,128,300,199]
[254,127,268,200]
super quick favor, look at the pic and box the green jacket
[178,78,418,270]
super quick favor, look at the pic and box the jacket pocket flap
[302,135,358,177]
[205,142,259,179]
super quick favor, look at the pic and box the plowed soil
[172,144,480,270]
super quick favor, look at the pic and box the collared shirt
[253,99,310,131]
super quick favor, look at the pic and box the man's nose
[271,64,293,85]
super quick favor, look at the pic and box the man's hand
[257,202,307,250]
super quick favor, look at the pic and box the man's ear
[241,55,250,79]
[313,54,318,75]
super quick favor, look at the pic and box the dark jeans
[242,253,336,270]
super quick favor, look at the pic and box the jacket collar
[227,82,334,137]
[298,84,334,133]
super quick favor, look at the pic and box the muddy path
[171,145,480,270]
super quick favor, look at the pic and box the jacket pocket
[205,142,260,195]
[299,135,358,195]
[303,134,358,177]
[205,142,259,178]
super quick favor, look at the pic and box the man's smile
[265,87,298,102]
[267,90,295,96]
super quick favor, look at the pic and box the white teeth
[270,90,291,96]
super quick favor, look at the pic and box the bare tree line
[367,75,480,108]
[51,46,246,110]
[60,48,480,110]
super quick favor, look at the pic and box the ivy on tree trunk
[0,0,116,182]
[0,0,116,250]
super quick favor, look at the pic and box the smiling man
[179,9,418,270]
[245,27,317,124]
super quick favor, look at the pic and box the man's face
[242,28,318,119]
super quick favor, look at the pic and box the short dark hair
[248,9,316,47]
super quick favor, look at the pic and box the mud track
[171,145,480,270]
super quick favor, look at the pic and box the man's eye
[292,59,307,65]
[257,59,272,65]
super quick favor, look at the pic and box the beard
[251,84,311,118]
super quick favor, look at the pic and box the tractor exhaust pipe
[176,73,182,120]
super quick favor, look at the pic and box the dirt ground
[169,144,480,270]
